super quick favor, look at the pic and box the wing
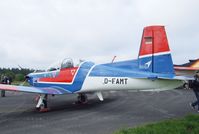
[174,66,199,71]
[0,84,69,95]
[174,66,198,77]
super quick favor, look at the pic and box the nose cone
[25,73,34,86]
[25,75,30,79]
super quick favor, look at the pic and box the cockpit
[61,58,74,69]
[46,58,83,72]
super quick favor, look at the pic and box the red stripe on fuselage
[39,67,78,83]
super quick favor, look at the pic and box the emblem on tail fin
[145,60,152,68]
[139,60,152,70]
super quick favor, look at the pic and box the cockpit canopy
[46,58,83,71]
[61,58,74,69]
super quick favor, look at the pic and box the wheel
[77,94,88,104]
[183,83,189,89]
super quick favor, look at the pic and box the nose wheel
[76,94,88,104]
[36,94,49,112]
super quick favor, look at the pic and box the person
[0,76,11,97]
[1,89,5,97]
[189,74,199,112]
[1,76,8,97]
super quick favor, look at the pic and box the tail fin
[138,26,174,74]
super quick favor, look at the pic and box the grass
[114,114,199,134]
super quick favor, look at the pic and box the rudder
[138,26,174,74]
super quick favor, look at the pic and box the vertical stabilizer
[138,26,174,74]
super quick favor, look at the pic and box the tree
[15,74,25,81]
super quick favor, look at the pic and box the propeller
[20,79,27,86]
[17,65,33,86]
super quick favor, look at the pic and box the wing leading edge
[0,84,69,95]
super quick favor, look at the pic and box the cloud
[0,0,198,69]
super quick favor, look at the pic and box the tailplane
[138,26,174,74]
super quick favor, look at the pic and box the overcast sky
[0,0,199,69]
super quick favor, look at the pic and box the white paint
[36,95,44,108]
[96,92,104,101]
[139,51,171,59]
[145,60,152,68]
[80,76,183,93]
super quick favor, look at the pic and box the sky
[0,0,199,69]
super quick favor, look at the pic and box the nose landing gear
[36,94,49,112]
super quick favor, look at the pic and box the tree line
[0,68,35,82]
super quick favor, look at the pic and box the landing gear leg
[36,94,49,112]
[76,94,88,104]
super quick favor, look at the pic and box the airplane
[0,25,191,112]
[174,59,199,76]
[174,59,199,89]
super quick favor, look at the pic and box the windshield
[61,58,74,69]
[46,58,84,71]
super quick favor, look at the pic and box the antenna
[111,56,116,63]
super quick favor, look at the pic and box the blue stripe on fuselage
[89,56,175,79]
[89,59,140,77]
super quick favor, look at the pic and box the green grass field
[114,114,199,134]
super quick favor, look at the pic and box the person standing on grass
[189,74,199,112]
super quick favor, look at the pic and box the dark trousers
[1,90,5,97]
[192,89,199,110]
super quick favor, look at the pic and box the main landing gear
[75,92,104,104]
[76,93,88,104]
[36,94,49,112]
